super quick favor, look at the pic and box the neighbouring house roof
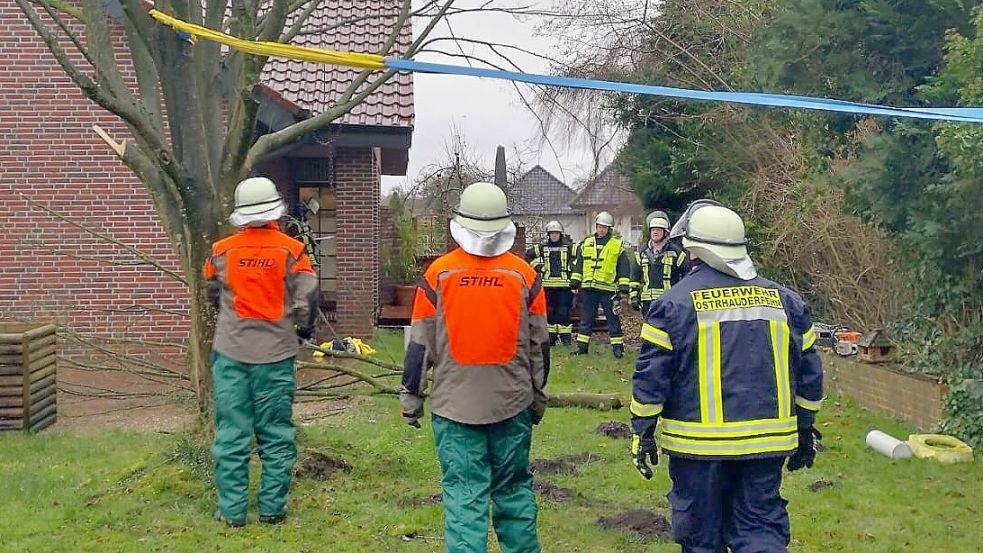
[569,164,642,213]
[262,0,414,129]
[509,166,583,216]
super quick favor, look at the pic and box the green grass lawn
[0,330,980,552]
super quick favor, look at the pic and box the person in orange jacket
[203,176,319,527]
[401,181,550,552]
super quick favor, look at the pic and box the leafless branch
[18,193,187,285]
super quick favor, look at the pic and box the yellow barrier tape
[148,10,386,70]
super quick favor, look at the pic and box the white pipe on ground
[866,430,913,459]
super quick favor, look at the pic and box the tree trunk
[187,269,216,425]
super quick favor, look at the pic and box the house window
[290,156,337,321]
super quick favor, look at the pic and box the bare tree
[13,0,557,418]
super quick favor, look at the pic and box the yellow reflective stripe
[640,324,672,350]
[630,398,664,417]
[770,320,792,419]
[802,325,817,351]
[662,417,796,438]
[661,433,798,456]
[610,336,625,345]
[576,334,591,344]
[712,323,723,423]
[795,395,823,412]
[697,322,723,424]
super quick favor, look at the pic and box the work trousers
[211,352,297,521]
[667,456,790,553]
[575,289,623,349]
[432,410,540,553]
[545,287,573,340]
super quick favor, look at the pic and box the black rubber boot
[612,344,625,358]
[572,342,589,355]
[560,334,572,346]
[214,510,246,528]
[549,333,558,347]
[259,511,287,525]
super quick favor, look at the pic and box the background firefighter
[526,220,575,346]
[284,197,320,268]
[570,211,632,358]
[401,182,550,553]
[630,210,689,315]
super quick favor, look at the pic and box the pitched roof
[569,164,642,211]
[262,0,414,128]
[508,166,582,216]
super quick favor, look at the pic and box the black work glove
[630,432,659,480]
[630,414,659,479]
[401,407,423,428]
[570,281,581,292]
[296,325,314,341]
[787,426,822,471]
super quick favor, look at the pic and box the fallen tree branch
[297,361,399,394]
[548,392,623,410]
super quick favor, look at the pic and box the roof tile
[262,0,414,128]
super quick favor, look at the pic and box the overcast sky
[381,2,623,194]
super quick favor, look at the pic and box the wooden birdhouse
[857,329,894,364]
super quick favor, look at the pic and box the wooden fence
[0,323,57,433]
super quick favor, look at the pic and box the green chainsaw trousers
[211,352,297,521]
[432,409,540,553]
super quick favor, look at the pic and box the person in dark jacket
[630,211,688,315]
[527,220,576,346]
[630,200,823,553]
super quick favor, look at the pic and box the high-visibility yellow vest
[581,235,623,290]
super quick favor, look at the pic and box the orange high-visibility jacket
[401,248,550,425]
[203,222,319,364]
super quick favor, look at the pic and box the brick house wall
[334,148,380,338]
[823,355,947,431]
[1,5,385,346]
[0,4,189,349]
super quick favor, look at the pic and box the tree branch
[18,193,187,285]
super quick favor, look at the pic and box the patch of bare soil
[809,478,835,492]
[51,367,193,434]
[403,493,443,507]
[533,480,574,502]
[597,510,672,541]
[529,452,602,475]
[294,451,352,480]
[595,421,632,439]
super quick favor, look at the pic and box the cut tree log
[548,393,623,411]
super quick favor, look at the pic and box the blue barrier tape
[385,59,983,124]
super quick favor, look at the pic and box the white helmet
[545,220,563,233]
[595,211,615,227]
[452,182,511,233]
[678,202,756,280]
[647,210,670,230]
[230,177,285,227]
[449,182,516,257]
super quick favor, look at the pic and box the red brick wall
[334,147,380,338]
[0,5,189,349]
[1,6,383,345]
[823,355,947,430]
